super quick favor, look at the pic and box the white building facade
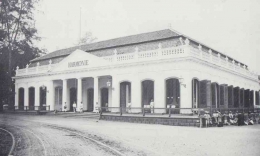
[13,29,260,113]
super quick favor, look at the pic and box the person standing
[150,99,154,113]
[94,102,99,113]
[80,102,83,113]
[64,102,67,112]
[73,102,77,113]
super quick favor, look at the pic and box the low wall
[100,115,200,127]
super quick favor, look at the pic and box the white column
[93,77,99,112]
[62,79,68,111]
[35,85,40,110]
[180,76,192,114]
[77,78,82,111]
[15,84,19,109]
[111,76,119,110]
[24,86,28,110]
[154,76,165,113]
[46,80,54,111]
[132,77,141,113]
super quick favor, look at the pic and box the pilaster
[62,79,68,111]
[46,80,54,111]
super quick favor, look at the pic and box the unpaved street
[1,113,260,156]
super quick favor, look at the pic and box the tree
[0,0,45,110]
[77,31,97,46]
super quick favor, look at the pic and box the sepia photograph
[0,0,260,155]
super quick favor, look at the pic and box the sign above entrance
[52,49,111,72]
[68,60,88,68]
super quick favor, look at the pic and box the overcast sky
[34,0,260,73]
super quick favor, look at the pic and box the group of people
[203,110,259,127]
[63,101,84,113]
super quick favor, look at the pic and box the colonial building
[13,29,260,113]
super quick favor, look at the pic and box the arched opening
[228,85,234,108]
[250,90,254,108]
[233,87,240,108]
[239,88,244,108]
[70,87,77,111]
[120,81,131,112]
[28,87,35,110]
[219,84,228,108]
[40,87,47,110]
[55,87,62,111]
[244,89,250,108]
[255,91,259,106]
[165,78,180,114]
[198,80,211,108]
[192,79,199,109]
[142,80,154,108]
[87,88,94,112]
[18,88,24,110]
[101,88,109,112]
[211,83,220,108]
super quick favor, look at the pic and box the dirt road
[1,113,260,156]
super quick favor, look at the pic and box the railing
[4,105,51,111]
[99,107,260,118]
[189,47,257,80]
[100,107,202,117]
[15,44,258,80]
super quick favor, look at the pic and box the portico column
[93,76,99,112]
[77,78,82,110]
[132,77,141,113]
[14,84,18,109]
[62,79,68,111]
[35,85,40,110]
[46,80,54,111]
[154,76,165,113]
[24,86,28,110]
[111,76,119,109]
[180,76,192,114]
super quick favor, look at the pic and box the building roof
[31,28,248,67]
[31,29,180,62]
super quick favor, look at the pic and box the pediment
[52,49,111,72]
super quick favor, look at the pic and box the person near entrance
[94,102,99,113]
[64,102,67,112]
[73,102,77,113]
[150,99,154,113]
[80,102,83,113]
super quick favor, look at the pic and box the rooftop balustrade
[15,42,258,80]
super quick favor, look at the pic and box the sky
[34,0,260,74]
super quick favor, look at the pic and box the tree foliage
[0,0,45,108]
[77,31,97,46]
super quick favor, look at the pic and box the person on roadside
[217,111,223,127]
[73,101,77,113]
[228,111,234,125]
[212,110,219,126]
[204,111,211,127]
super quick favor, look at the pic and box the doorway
[70,87,77,111]
[87,88,94,111]
[101,88,108,112]
[18,88,24,110]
